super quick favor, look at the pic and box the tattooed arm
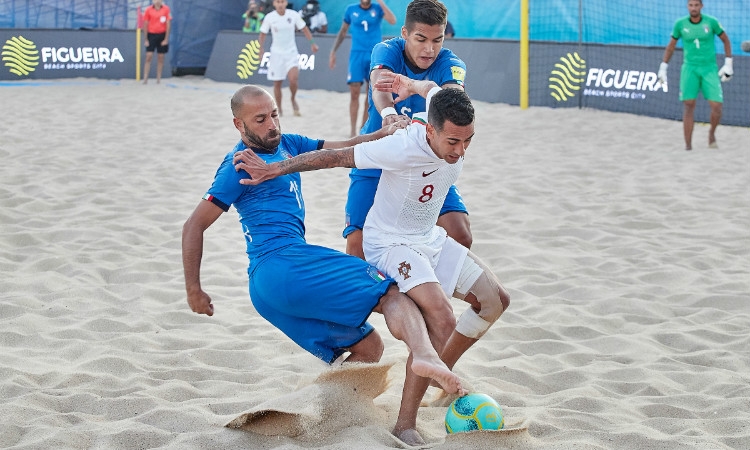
[234,147,356,186]
[234,117,408,185]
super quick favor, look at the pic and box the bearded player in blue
[343,0,471,260]
[182,85,465,398]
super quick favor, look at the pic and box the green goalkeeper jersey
[671,14,725,66]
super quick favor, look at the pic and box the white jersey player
[233,75,511,446]
[356,113,466,297]
[258,0,318,116]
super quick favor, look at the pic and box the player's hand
[375,72,439,103]
[233,149,277,185]
[187,289,214,316]
[329,52,336,69]
[718,57,733,82]
[311,43,319,53]
[381,113,408,128]
[374,71,417,103]
[381,116,410,136]
[657,62,668,87]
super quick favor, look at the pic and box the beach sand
[1,77,749,449]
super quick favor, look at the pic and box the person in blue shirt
[181,85,466,405]
[343,0,471,267]
[329,0,397,137]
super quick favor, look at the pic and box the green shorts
[679,63,723,103]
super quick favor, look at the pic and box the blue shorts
[248,243,394,363]
[347,50,371,85]
[343,171,469,238]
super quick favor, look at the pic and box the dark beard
[243,122,281,153]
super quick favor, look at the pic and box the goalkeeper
[657,0,732,151]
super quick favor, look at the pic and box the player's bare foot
[708,139,719,149]
[394,428,425,447]
[292,100,300,116]
[411,355,466,396]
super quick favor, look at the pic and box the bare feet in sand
[411,355,467,396]
[292,100,300,116]
[395,428,426,447]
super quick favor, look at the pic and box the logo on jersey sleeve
[450,66,466,85]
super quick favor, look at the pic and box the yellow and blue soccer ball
[445,393,504,433]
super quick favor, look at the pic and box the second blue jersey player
[329,0,397,137]
[343,0,471,259]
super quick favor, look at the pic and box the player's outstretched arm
[322,115,409,149]
[374,71,439,103]
[234,147,357,185]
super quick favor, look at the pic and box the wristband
[380,106,397,117]
[309,39,315,44]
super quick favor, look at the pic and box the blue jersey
[344,3,385,53]
[204,135,323,271]
[355,37,467,178]
[363,38,466,134]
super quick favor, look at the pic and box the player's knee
[452,227,473,249]
[438,213,473,249]
[471,272,509,323]
[455,274,507,339]
[348,331,383,363]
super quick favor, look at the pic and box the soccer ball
[445,393,504,433]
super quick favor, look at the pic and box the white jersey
[260,10,306,54]
[354,122,463,248]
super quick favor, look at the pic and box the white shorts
[267,50,299,81]
[366,232,476,298]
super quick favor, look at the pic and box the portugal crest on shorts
[398,261,411,280]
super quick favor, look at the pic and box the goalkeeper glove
[718,57,733,82]
[657,62,668,86]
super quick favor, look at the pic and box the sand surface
[1,77,749,449]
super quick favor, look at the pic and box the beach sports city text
[583,67,667,100]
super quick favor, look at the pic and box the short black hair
[404,0,447,31]
[428,88,474,131]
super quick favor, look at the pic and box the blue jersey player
[343,0,471,262]
[329,0,397,137]
[181,85,465,403]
